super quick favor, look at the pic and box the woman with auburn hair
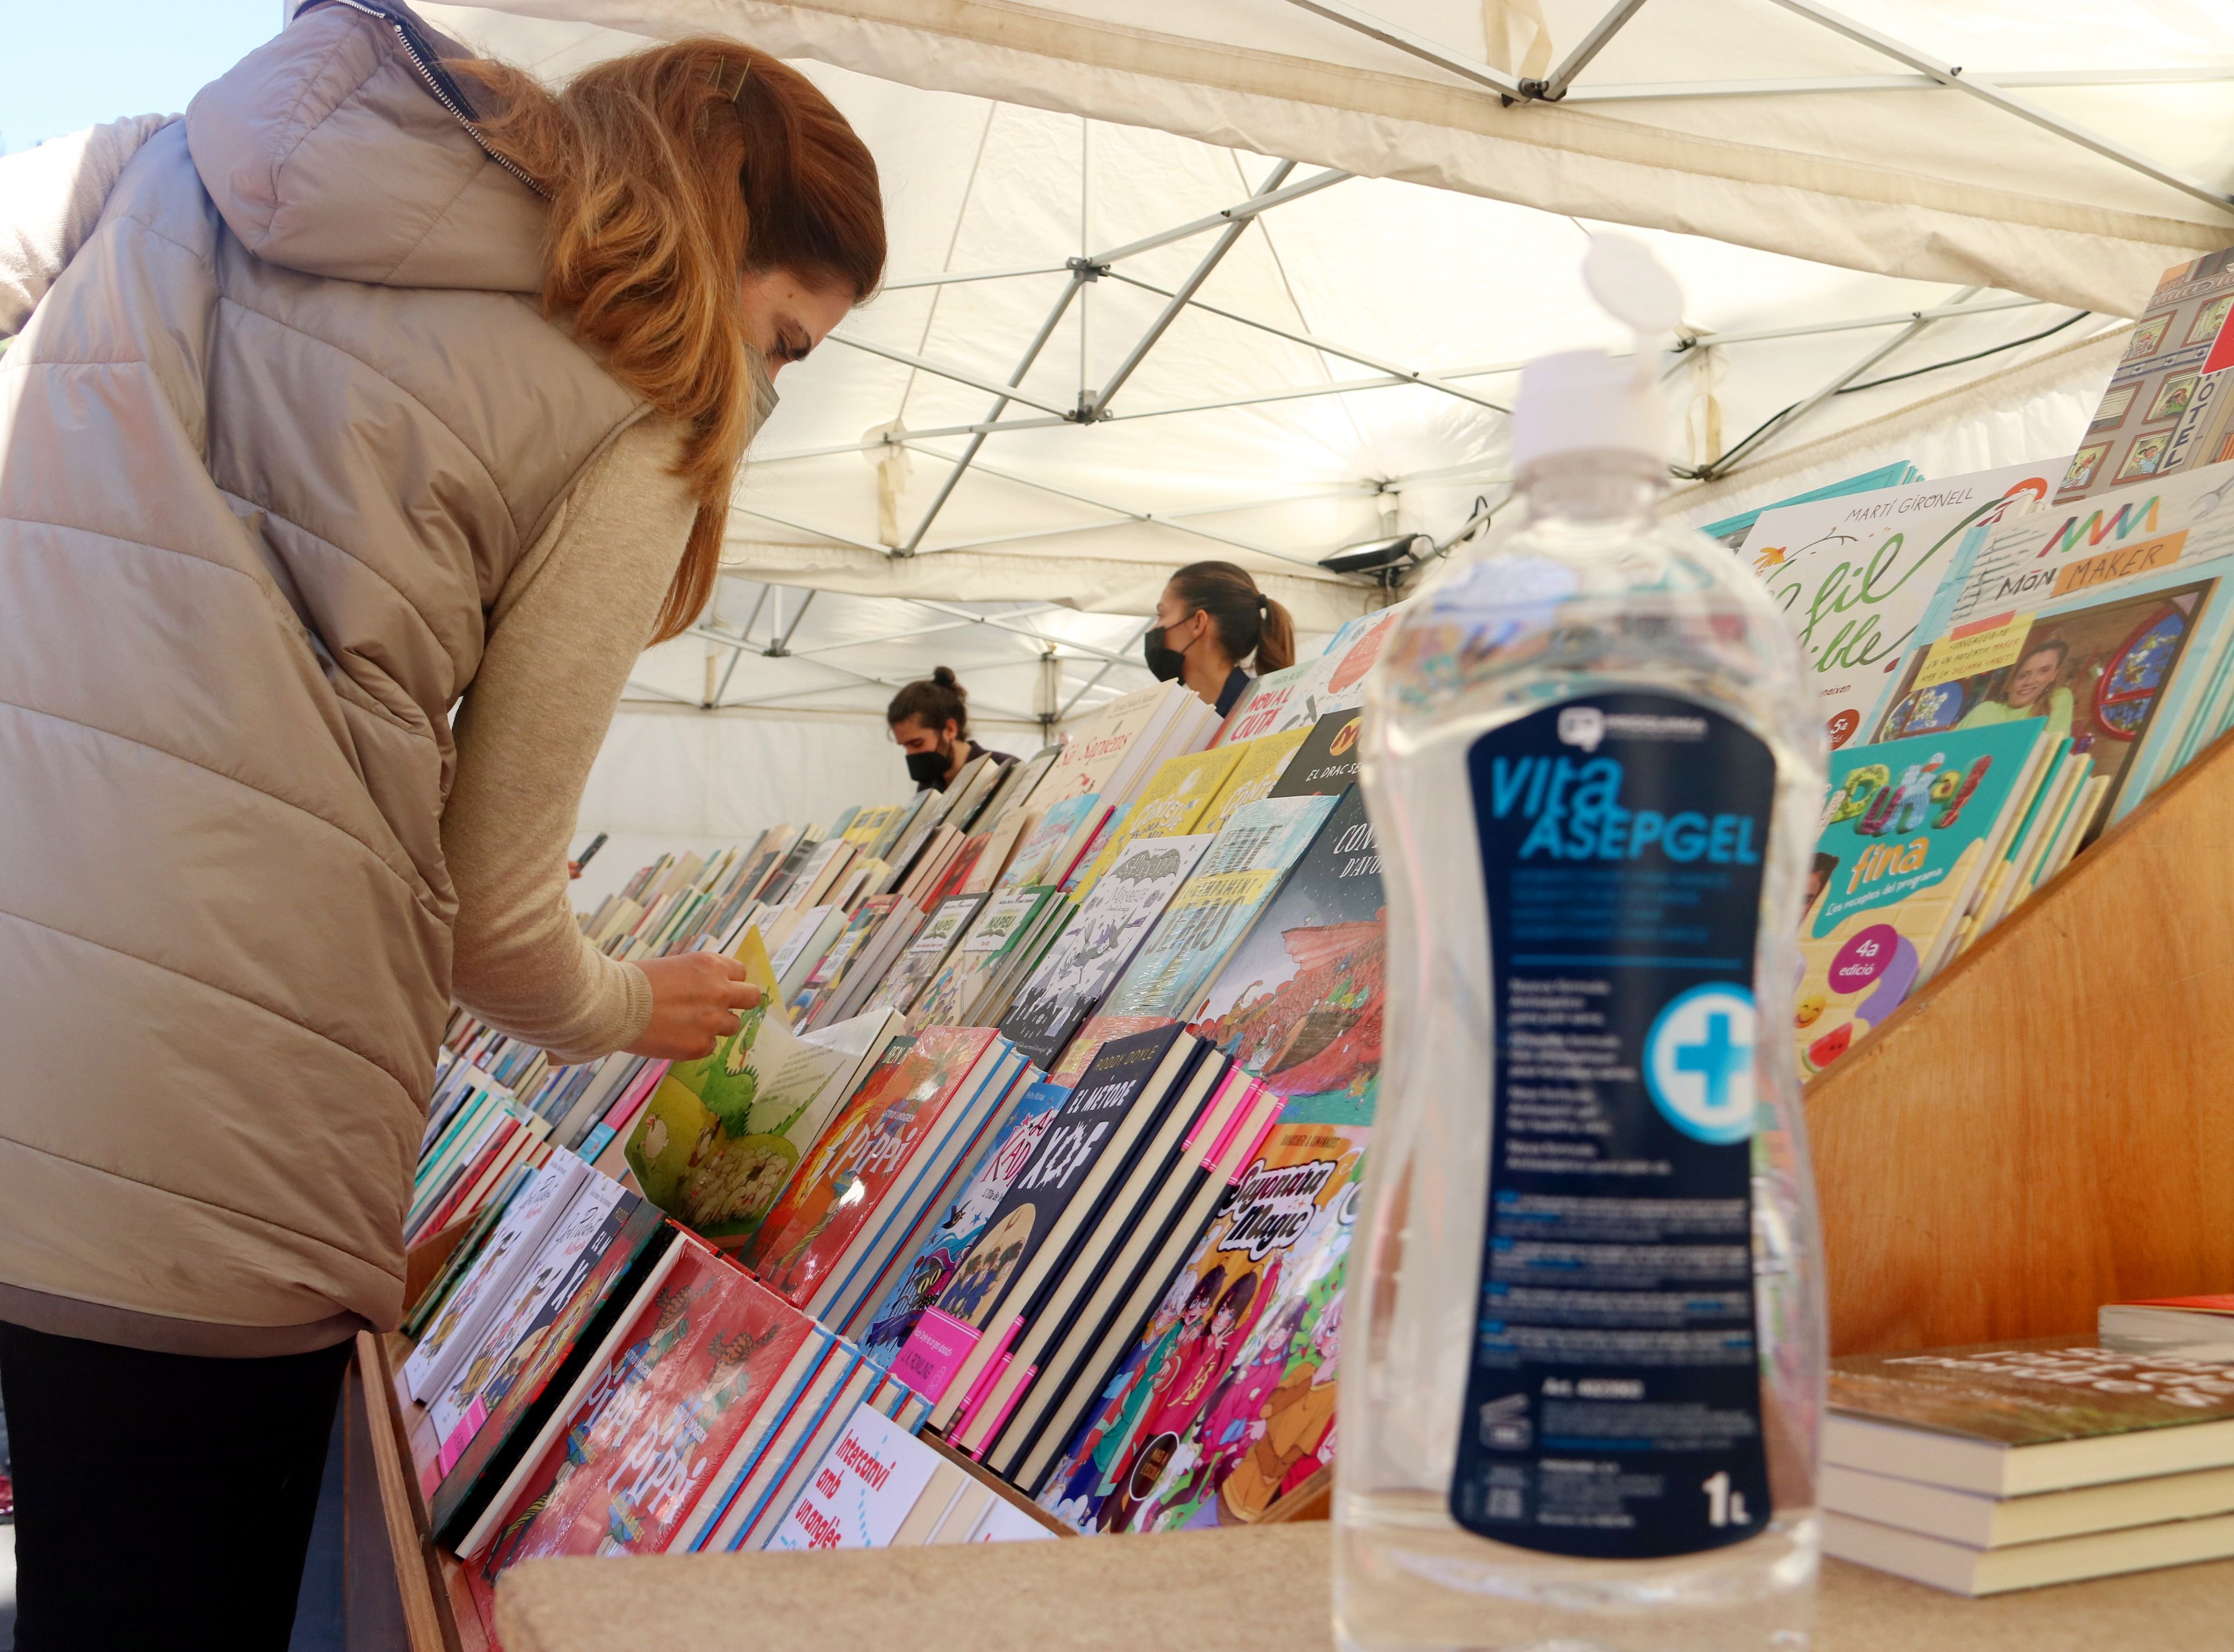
[0,4,883,1643]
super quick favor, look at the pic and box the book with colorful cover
[1070,746,1243,898]
[1037,1095,1372,1532]
[908,884,1059,1030]
[429,1201,672,1547]
[1745,465,2057,749]
[1796,721,2049,1074]
[868,892,986,1016]
[473,1241,818,1571]
[1216,663,1312,745]
[1024,685,1172,812]
[2059,252,2234,503]
[743,1026,1001,1309]
[1297,603,1406,720]
[857,1080,1069,1370]
[1198,728,1310,832]
[1000,834,1214,1073]
[621,1010,864,1251]
[1190,786,1383,1111]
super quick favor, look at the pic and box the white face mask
[744,346,780,439]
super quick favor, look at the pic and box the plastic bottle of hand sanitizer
[1334,238,1827,1652]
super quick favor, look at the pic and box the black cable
[1675,308,2096,482]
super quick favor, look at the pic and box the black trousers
[0,1319,350,1651]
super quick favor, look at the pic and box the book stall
[355,252,2234,1642]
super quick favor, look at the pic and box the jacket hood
[184,1,547,294]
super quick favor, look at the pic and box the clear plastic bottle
[1335,345,1828,1652]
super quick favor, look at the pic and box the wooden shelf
[1806,725,2234,1356]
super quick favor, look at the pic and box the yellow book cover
[1070,744,1245,898]
[1197,729,1310,837]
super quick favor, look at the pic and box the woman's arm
[1,115,173,336]
[443,416,712,1062]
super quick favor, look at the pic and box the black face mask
[906,746,952,789]
[1143,624,1187,682]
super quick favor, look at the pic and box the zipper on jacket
[312,0,553,200]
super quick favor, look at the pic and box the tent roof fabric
[415,1,2212,723]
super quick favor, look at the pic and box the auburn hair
[453,40,885,642]
[1169,561,1296,674]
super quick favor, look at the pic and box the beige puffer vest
[0,4,644,1337]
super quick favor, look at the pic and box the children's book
[1745,465,2057,747]
[1216,663,1312,745]
[908,885,1059,1030]
[1023,685,1172,813]
[1296,603,1406,720]
[1796,721,2051,1074]
[472,1241,819,1570]
[429,1200,671,1547]
[1037,1099,1370,1532]
[2059,252,2234,504]
[858,1080,1069,1371]
[622,1011,865,1251]
[867,892,986,1016]
[999,834,1214,1073]
[742,1027,1002,1310]
[1069,745,1243,898]
[1199,730,1311,834]
[1191,785,1384,1111]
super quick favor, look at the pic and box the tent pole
[883,264,1070,290]
[896,267,1093,556]
[1087,169,1350,266]
[785,604,1072,657]
[770,589,817,656]
[1084,159,1297,418]
[1278,0,1524,97]
[1568,67,2234,102]
[901,599,1146,671]
[1535,0,1654,101]
[1767,0,2234,212]
[824,333,1081,419]
[1696,284,1980,478]
[1100,270,1509,411]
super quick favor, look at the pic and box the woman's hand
[627,953,765,1058]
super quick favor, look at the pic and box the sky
[3,1,282,154]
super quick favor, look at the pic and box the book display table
[491,1522,2234,1652]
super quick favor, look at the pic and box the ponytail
[1169,561,1294,674]
[887,665,970,737]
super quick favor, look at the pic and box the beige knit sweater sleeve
[443,416,696,1062]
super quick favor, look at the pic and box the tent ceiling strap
[1765,0,2234,214]
[1534,0,1655,102]
[1084,159,1297,419]
[897,266,1095,557]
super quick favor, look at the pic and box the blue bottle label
[1449,692,1775,1559]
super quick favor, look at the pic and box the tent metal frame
[649,2,2185,722]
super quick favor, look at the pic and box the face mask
[906,748,951,789]
[1143,624,1187,682]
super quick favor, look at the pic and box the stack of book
[1822,1338,2234,1594]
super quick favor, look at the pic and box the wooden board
[1806,727,2234,1356]
[345,1332,458,1652]
[493,1519,2234,1652]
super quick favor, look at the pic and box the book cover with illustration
[744,1026,1000,1309]
[1744,465,2056,748]
[869,892,987,1016]
[404,1154,588,1404]
[1874,563,2225,840]
[475,1243,816,1571]
[1037,1098,1371,1532]
[623,1005,863,1249]
[2059,252,2234,504]
[1001,834,1214,1073]
[1297,603,1406,720]
[1216,663,1312,745]
[764,1403,942,1552]
[1190,786,1383,1111]
[908,884,1059,1030]
[1070,745,1243,897]
[1796,721,2048,1074]
[430,1201,671,1547]
[858,1080,1069,1370]
[1198,729,1311,832]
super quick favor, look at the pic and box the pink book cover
[891,1305,984,1402]
[744,1026,998,1309]
[472,1241,814,1573]
[602,1059,672,1140]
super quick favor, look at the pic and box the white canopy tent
[408,2,2231,877]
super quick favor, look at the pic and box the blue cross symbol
[1673,1012,1749,1114]
[1645,985,1758,1144]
